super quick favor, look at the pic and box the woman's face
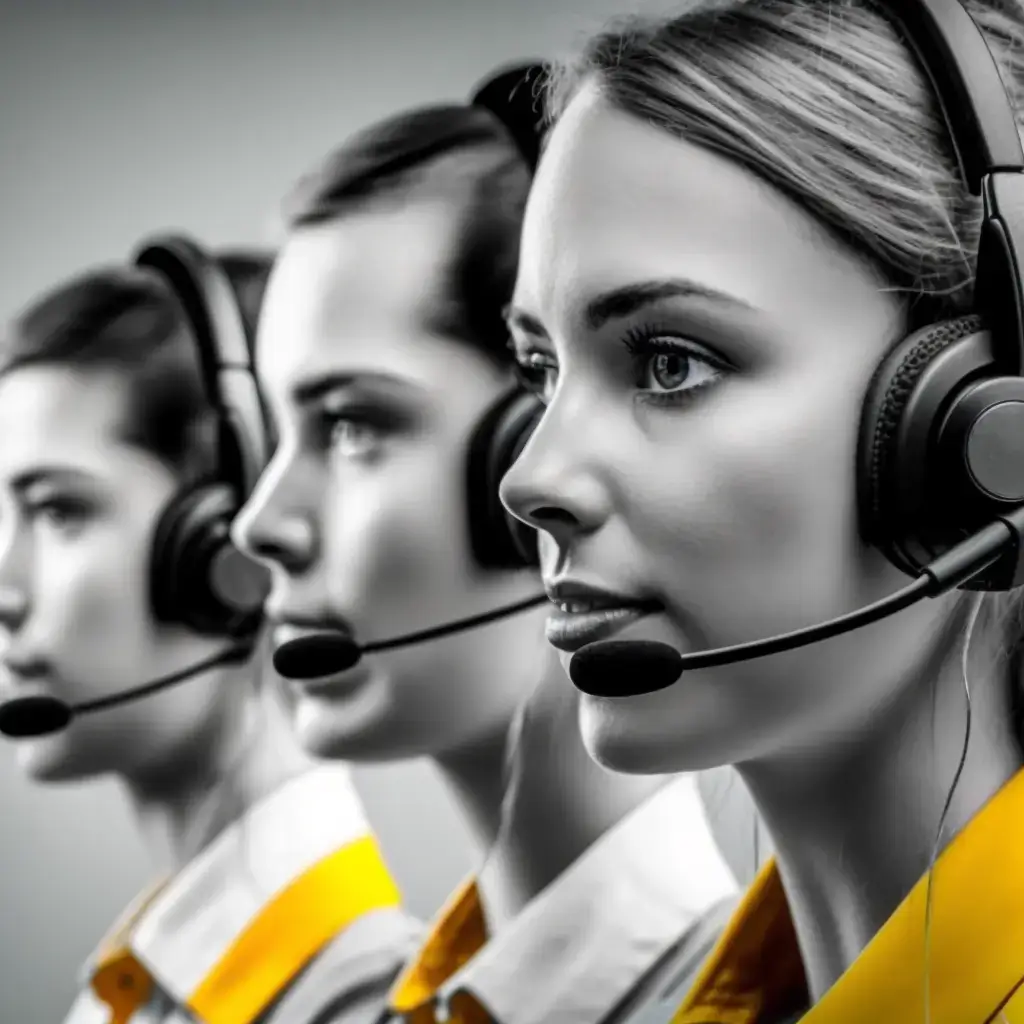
[0,367,243,782]
[501,85,959,775]
[232,199,547,763]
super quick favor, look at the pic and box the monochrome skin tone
[498,0,1024,1007]
[233,182,671,923]
[0,293,305,868]
[233,104,748,1024]
[0,259,416,1024]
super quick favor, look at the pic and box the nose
[499,401,612,549]
[231,452,318,576]
[0,584,28,634]
[0,527,30,634]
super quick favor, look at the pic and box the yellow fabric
[90,836,400,1024]
[188,835,401,1024]
[673,767,1024,1024]
[388,876,490,1024]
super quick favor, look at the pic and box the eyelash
[511,328,731,407]
[620,325,730,407]
[25,496,90,531]
[318,404,397,456]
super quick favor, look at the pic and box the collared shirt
[659,765,1024,1024]
[63,764,422,1024]
[386,775,740,1024]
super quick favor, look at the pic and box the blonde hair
[546,0,1024,728]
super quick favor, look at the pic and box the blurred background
[0,2,749,1020]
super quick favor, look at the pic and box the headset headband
[133,235,269,498]
[889,0,1024,372]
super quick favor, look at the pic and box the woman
[0,240,419,1024]
[500,0,1024,1019]
[231,93,742,1024]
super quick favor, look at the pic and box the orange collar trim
[388,877,487,1016]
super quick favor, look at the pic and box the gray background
[0,2,746,1022]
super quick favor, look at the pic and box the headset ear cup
[150,484,270,636]
[858,314,987,572]
[466,388,543,570]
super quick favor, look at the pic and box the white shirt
[386,774,739,1024]
[63,764,421,1024]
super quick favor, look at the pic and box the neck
[477,649,667,932]
[123,664,310,872]
[741,596,1023,1002]
[433,721,511,856]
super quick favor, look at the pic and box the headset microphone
[273,594,548,681]
[0,645,251,739]
[569,506,1024,698]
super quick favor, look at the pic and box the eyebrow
[9,467,92,494]
[505,277,755,338]
[289,370,418,406]
[584,278,755,331]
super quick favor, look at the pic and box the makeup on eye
[509,343,559,403]
[620,325,732,407]
[20,487,95,533]
[508,322,733,408]
[312,388,424,458]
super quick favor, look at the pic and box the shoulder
[259,907,423,1024]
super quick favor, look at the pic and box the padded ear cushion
[858,314,983,568]
[150,484,270,636]
[466,388,543,570]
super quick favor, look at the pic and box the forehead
[0,366,135,478]
[258,201,482,394]
[516,83,881,331]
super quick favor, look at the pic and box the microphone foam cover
[0,695,73,738]
[569,640,683,697]
[272,631,361,680]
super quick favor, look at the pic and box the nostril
[530,506,580,528]
[242,516,317,576]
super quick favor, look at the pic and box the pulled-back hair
[547,0,1024,328]
[0,252,271,486]
[283,103,532,368]
[545,0,1024,719]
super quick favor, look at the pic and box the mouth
[544,580,662,653]
[269,618,372,696]
[0,657,51,690]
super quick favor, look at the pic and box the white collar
[82,764,381,1011]
[440,775,738,1024]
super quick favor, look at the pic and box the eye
[512,348,558,403]
[622,329,729,405]
[325,415,382,459]
[26,497,90,535]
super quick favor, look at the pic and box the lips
[267,612,373,697]
[544,580,662,653]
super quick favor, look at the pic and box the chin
[287,673,409,762]
[578,688,746,777]
[14,736,99,783]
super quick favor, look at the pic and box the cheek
[41,537,148,638]
[323,446,470,613]
[626,373,863,608]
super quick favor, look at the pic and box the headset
[0,235,273,738]
[465,61,550,570]
[569,0,1024,696]
[272,63,554,682]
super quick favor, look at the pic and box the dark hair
[283,103,532,367]
[0,250,272,486]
